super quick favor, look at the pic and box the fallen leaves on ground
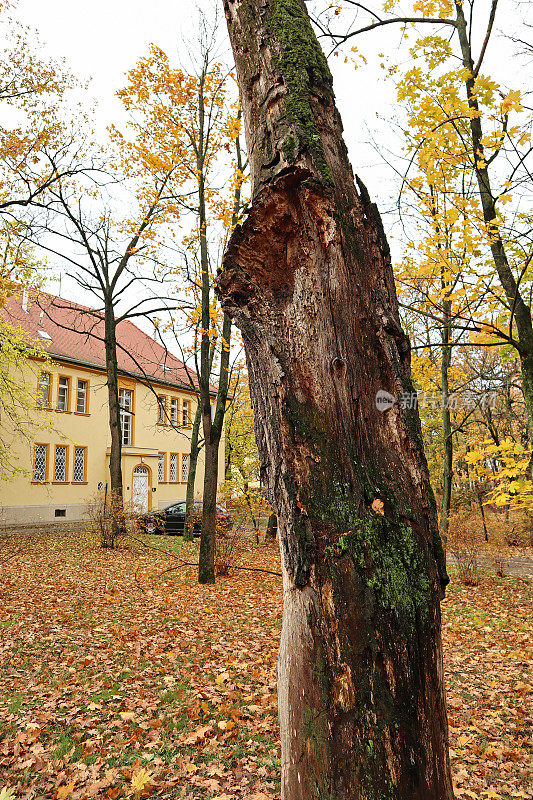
[0,528,531,799]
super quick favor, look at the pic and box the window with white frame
[157,395,166,424]
[54,445,67,482]
[169,453,178,483]
[57,376,69,411]
[170,397,178,426]
[76,380,88,413]
[37,373,50,407]
[73,447,86,483]
[182,453,189,483]
[158,453,165,482]
[33,444,47,482]
[182,399,190,427]
[119,389,133,446]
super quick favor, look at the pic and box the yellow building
[0,289,221,526]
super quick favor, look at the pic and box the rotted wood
[218,1,453,798]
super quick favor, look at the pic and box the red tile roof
[3,289,204,393]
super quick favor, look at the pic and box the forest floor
[0,528,531,800]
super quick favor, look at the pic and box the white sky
[16,0,399,176]
[15,0,530,311]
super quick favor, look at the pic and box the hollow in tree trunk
[218,1,453,797]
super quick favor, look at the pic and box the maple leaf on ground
[56,783,76,799]
[179,725,214,745]
[0,789,15,800]
[131,768,152,794]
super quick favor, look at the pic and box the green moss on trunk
[268,0,334,184]
[329,515,430,628]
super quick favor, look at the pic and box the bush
[86,489,134,549]
[215,526,247,577]
[448,510,485,585]
[503,509,533,547]
[219,479,271,543]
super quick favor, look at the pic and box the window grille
[37,373,50,407]
[33,444,47,482]
[57,377,69,411]
[54,445,67,482]
[76,380,87,413]
[157,395,166,424]
[73,447,85,482]
[170,453,178,482]
[158,453,165,482]
[119,389,133,446]
[182,453,189,483]
[170,398,178,426]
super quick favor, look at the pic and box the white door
[132,465,149,513]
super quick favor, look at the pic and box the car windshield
[163,501,227,513]
[166,502,185,513]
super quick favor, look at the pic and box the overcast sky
[16,0,403,177]
[15,0,530,312]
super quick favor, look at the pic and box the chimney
[22,288,28,313]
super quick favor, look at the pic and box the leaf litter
[0,528,531,799]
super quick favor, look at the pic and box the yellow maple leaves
[131,767,152,794]
[465,440,533,512]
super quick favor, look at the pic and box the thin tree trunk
[239,469,260,539]
[266,512,278,540]
[197,119,243,583]
[440,296,453,541]
[198,437,219,582]
[218,2,452,798]
[184,400,202,541]
[476,488,489,542]
[104,302,122,495]
[199,312,232,583]
[104,298,124,542]
[454,1,533,479]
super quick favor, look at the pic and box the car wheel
[145,521,157,535]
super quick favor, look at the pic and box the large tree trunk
[218,1,452,798]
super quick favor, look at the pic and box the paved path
[446,553,533,579]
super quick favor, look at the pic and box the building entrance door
[132,465,149,513]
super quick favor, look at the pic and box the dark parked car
[139,500,232,536]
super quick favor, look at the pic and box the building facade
[0,290,220,526]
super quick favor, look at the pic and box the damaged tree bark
[217,1,453,798]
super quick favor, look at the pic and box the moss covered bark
[220,1,453,798]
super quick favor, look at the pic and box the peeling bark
[218,1,453,797]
